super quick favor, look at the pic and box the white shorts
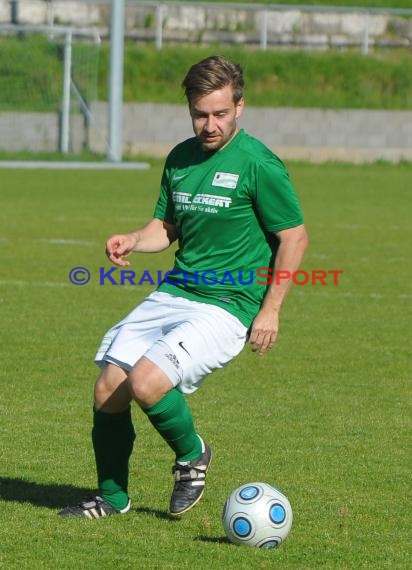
[95,291,248,394]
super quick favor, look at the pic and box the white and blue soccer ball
[222,482,293,549]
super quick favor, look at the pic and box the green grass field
[0,163,410,569]
[2,41,412,112]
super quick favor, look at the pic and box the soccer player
[59,55,308,519]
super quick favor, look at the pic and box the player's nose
[204,115,217,132]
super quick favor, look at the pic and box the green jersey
[153,129,303,327]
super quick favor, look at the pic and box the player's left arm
[249,224,308,357]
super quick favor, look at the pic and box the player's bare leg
[127,356,174,408]
[94,362,131,411]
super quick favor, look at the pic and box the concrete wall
[90,103,412,163]
[0,112,59,152]
[0,112,85,153]
[1,105,411,162]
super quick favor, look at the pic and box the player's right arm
[106,218,177,267]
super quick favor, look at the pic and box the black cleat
[170,436,212,516]
[58,496,131,519]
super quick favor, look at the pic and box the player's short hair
[182,55,244,105]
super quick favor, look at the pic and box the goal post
[61,28,72,154]
[0,24,102,156]
[107,0,125,163]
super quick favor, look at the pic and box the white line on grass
[292,289,412,300]
[305,253,329,260]
[34,238,98,246]
[0,161,150,170]
[0,279,71,288]
[316,223,405,231]
[0,279,411,299]
[337,224,405,231]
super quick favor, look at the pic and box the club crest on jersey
[212,172,239,189]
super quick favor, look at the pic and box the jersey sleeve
[153,164,175,224]
[254,157,304,232]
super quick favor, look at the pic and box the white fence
[1,1,412,54]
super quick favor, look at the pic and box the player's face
[189,85,244,152]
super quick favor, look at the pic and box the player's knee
[127,364,172,408]
[127,372,153,407]
[94,364,129,411]
[94,375,111,407]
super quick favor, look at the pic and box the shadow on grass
[134,506,177,521]
[195,535,231,545]
[0,478,222,526]
[0,477,93,509]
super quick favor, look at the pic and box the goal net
[0,25,102,156]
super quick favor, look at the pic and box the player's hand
[249,309,279,357]
[105,233,138,266]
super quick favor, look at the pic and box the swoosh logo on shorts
[178,341,191,357]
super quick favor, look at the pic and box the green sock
[92,406,135,511]
[144,388,202,463]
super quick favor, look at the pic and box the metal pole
[108,0,125,162]
[47,0,54,28]
[156,4,164,50]
[362,11,369,55]
[260,9,268,51]
[10,1,18,25]
[60,30,72,154]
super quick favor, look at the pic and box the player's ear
[235,97,244,119]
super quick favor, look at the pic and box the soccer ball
[222,482,293,549]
